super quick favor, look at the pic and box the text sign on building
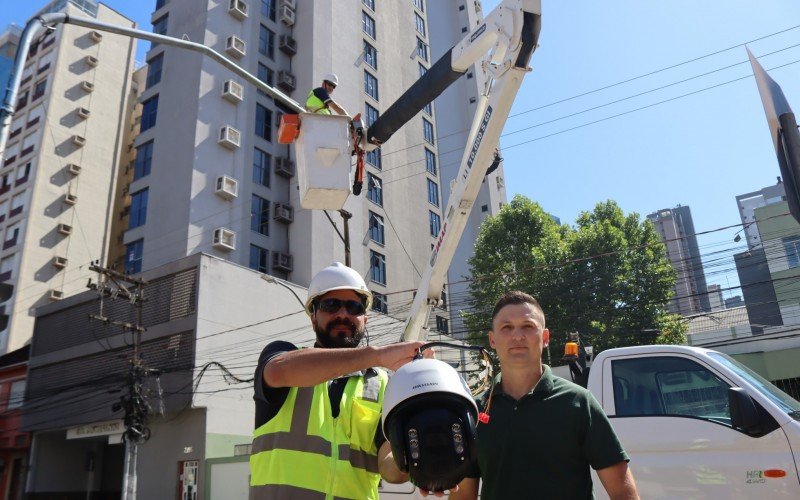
[66,419,124,439]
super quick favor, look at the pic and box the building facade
[735,177,786,249]
[107,0,485,332]
[646,205,710,316]
[0,0,136,354]
[22,252,466,498]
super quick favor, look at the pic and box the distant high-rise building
[707,284,724,311]
[647,205,710,315]
[733,180,787,334]
[0,0,136,353]
[724,295,744,309]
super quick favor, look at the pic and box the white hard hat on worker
[323,73,339,87]
[305,262,372,315]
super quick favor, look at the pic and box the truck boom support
[401,0,541,341]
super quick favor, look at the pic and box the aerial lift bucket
[290,113,353,210]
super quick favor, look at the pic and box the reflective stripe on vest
[306,89,331,114]
[250,369,387,500]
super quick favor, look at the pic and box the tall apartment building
[110,0,464,326]
[427,0,507,339]
[733,179,786,333]
[647,205,711,316]
[0,0,136,353]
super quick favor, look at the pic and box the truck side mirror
[728,387,761,435]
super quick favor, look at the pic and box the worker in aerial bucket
[306,73,349,115]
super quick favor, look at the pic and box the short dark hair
[491,291,544,325]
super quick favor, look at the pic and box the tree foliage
[463,195,686,364]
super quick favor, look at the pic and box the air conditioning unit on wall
[218,126,241,149]
[213,228,236,251]
[222,80,244,103]
[215,175,239,200]
[279,5,295,26]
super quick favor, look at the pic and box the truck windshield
[709,352,800,417]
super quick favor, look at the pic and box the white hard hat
[305,262,372,315]
[323,73,339,86]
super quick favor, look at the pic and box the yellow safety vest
[249,368,388,500]
[306,88,332,115]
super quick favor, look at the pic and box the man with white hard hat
[305,73,349,115]
[250,262,423,499]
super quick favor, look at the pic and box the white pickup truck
[580,345,800,499]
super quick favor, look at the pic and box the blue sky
[4,1,800,297]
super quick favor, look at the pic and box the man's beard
[315,317,365,348]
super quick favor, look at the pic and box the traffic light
[0,282,12,331]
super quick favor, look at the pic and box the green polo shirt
[468,365,628,499]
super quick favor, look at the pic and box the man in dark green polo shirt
[450,291,639,500]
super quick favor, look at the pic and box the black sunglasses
[316,298,366,315]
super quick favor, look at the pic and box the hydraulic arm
[392,0,542,341]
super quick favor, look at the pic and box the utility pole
[87,262,149,500]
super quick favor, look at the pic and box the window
[140,95,159,132]
[372,292,388,313]
[4,223,19,247]
[611,356,730,422]
[258,63,274,86]
[156,0,168,9]
[369,211,384,245]
[415,13,426,36]
[364,40,378,70]
[365,103,379,127]
[423,118,434,144]
[7,380,26,410]
[16,90,28,109]
[364,71,378,101]
[125,239,144,274]
[11,193,25,215]
[256,103,272,141]
[257,63,274,97]
[261,0,276,20]
[370,250,386,285]
[146,53,163,88]
[253,148,271,187]
[32,79,46,100]
[785,236,800,268]
[414,0,425,12]
[15,163,31,184]
[423,102,432,116]
[436,316,449,333]
[259,25,275,59]
[249,245,269,273]
[416,38,428,62]
[0,256,13,280]
[367,173,382,206]
[152,14,168,48]
[418,63,427,77]
[363,0,375,10]
[134,140,154,180]
[427,179,439,207]
[425,148,436,175]
[129,188,149,229]
[362,12,376,39]
[251,194,270,235]
[366,148,381,169]
[429,211,440,237]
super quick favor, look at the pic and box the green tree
[463,195,685,365]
